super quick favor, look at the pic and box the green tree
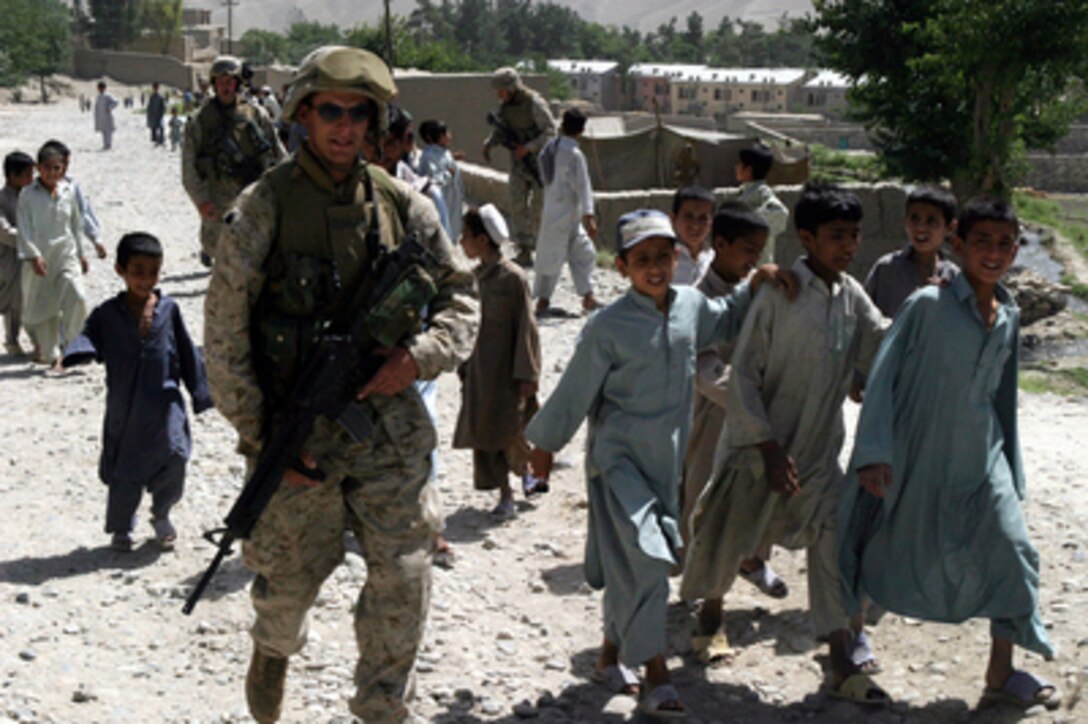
[143,0,183,55]
[241,28,289,66]
[812,0,1088,199]
[0,0,70,101]
[88,0,140,49]
[283,21,344,64]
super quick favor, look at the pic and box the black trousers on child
[105,455,186,534]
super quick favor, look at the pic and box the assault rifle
[486,111,543,186]
[183,234,438,614]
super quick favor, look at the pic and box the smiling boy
[839,197,1059,711]
[525,209,789,717]
[864,185,960,319]
[682,183,889,705]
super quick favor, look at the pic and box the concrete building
[547,59,622,111]
[626,63,707,115]
[798,70,852,119]
[671,67,809,121]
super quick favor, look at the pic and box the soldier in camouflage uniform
[204,46,478,723]
[182,55,286,266]
[482,67,556,267]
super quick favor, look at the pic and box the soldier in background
[204,46,477,723]
[182,56,285,267]
[482,67,556,268]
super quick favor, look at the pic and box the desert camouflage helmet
[281,46,397,127]
[210,55,244,81]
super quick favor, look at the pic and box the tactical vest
[252,152,411,406]
[499,89,542,145]
[194,100,277,187]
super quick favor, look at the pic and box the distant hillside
[185,0,814,38]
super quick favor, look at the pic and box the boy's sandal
[692,630,733,665]
[827,673,890,707]
[638,683,685,719]
[110,534,134,552]
[591,663,640,695]
[740,562,789,599]
[151,518,177,551]
[982,670,1061,710]
[850,630,882,675]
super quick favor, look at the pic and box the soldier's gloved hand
[356,347,420,400]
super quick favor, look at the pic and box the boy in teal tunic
[839,197,1059,710]
[526,209,790,718]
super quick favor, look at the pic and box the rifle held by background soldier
[486,111,543,186]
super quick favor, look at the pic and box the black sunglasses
[314,102,370,124]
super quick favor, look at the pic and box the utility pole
[223,0,239,54]
[384,0,395,69]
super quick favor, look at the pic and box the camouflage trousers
[243,393,440,722]
[508,165,543,253]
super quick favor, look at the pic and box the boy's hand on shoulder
[858,463,892,498]
[751,264,800,300]
[528,447,553,482]
[758,440,800,496]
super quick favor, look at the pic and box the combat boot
[246,645,288,723]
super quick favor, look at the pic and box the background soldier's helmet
[281,46,397,141]
[210,55,244,82]
[491,66,522,92]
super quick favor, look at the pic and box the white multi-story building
[799,70,852,118]
[626,63,709,115]
[671,67,810,121]
[547,59,622,111]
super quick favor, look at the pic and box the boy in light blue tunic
[839,197,1060,710]
[526,209,789,718]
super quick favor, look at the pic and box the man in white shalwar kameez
[533,108,598,315]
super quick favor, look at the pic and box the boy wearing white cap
[525,209,790,717]
[453,205,542,520]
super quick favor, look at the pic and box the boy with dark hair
[526,209,791,716]
[16,143,91,367]
[453,205,541,520]
[864,185,960,318]
[839,197,1059,710]
[419,118,466,240]
[671,185,715,284]
[736,142,789,262]
[1,151,35,355]
[678,202,790,607]
[42,139,107,261]
[535,107,599,314]
[63,232,212,551]
[682,183,889,704]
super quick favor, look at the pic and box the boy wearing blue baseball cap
[526,209,791,717]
